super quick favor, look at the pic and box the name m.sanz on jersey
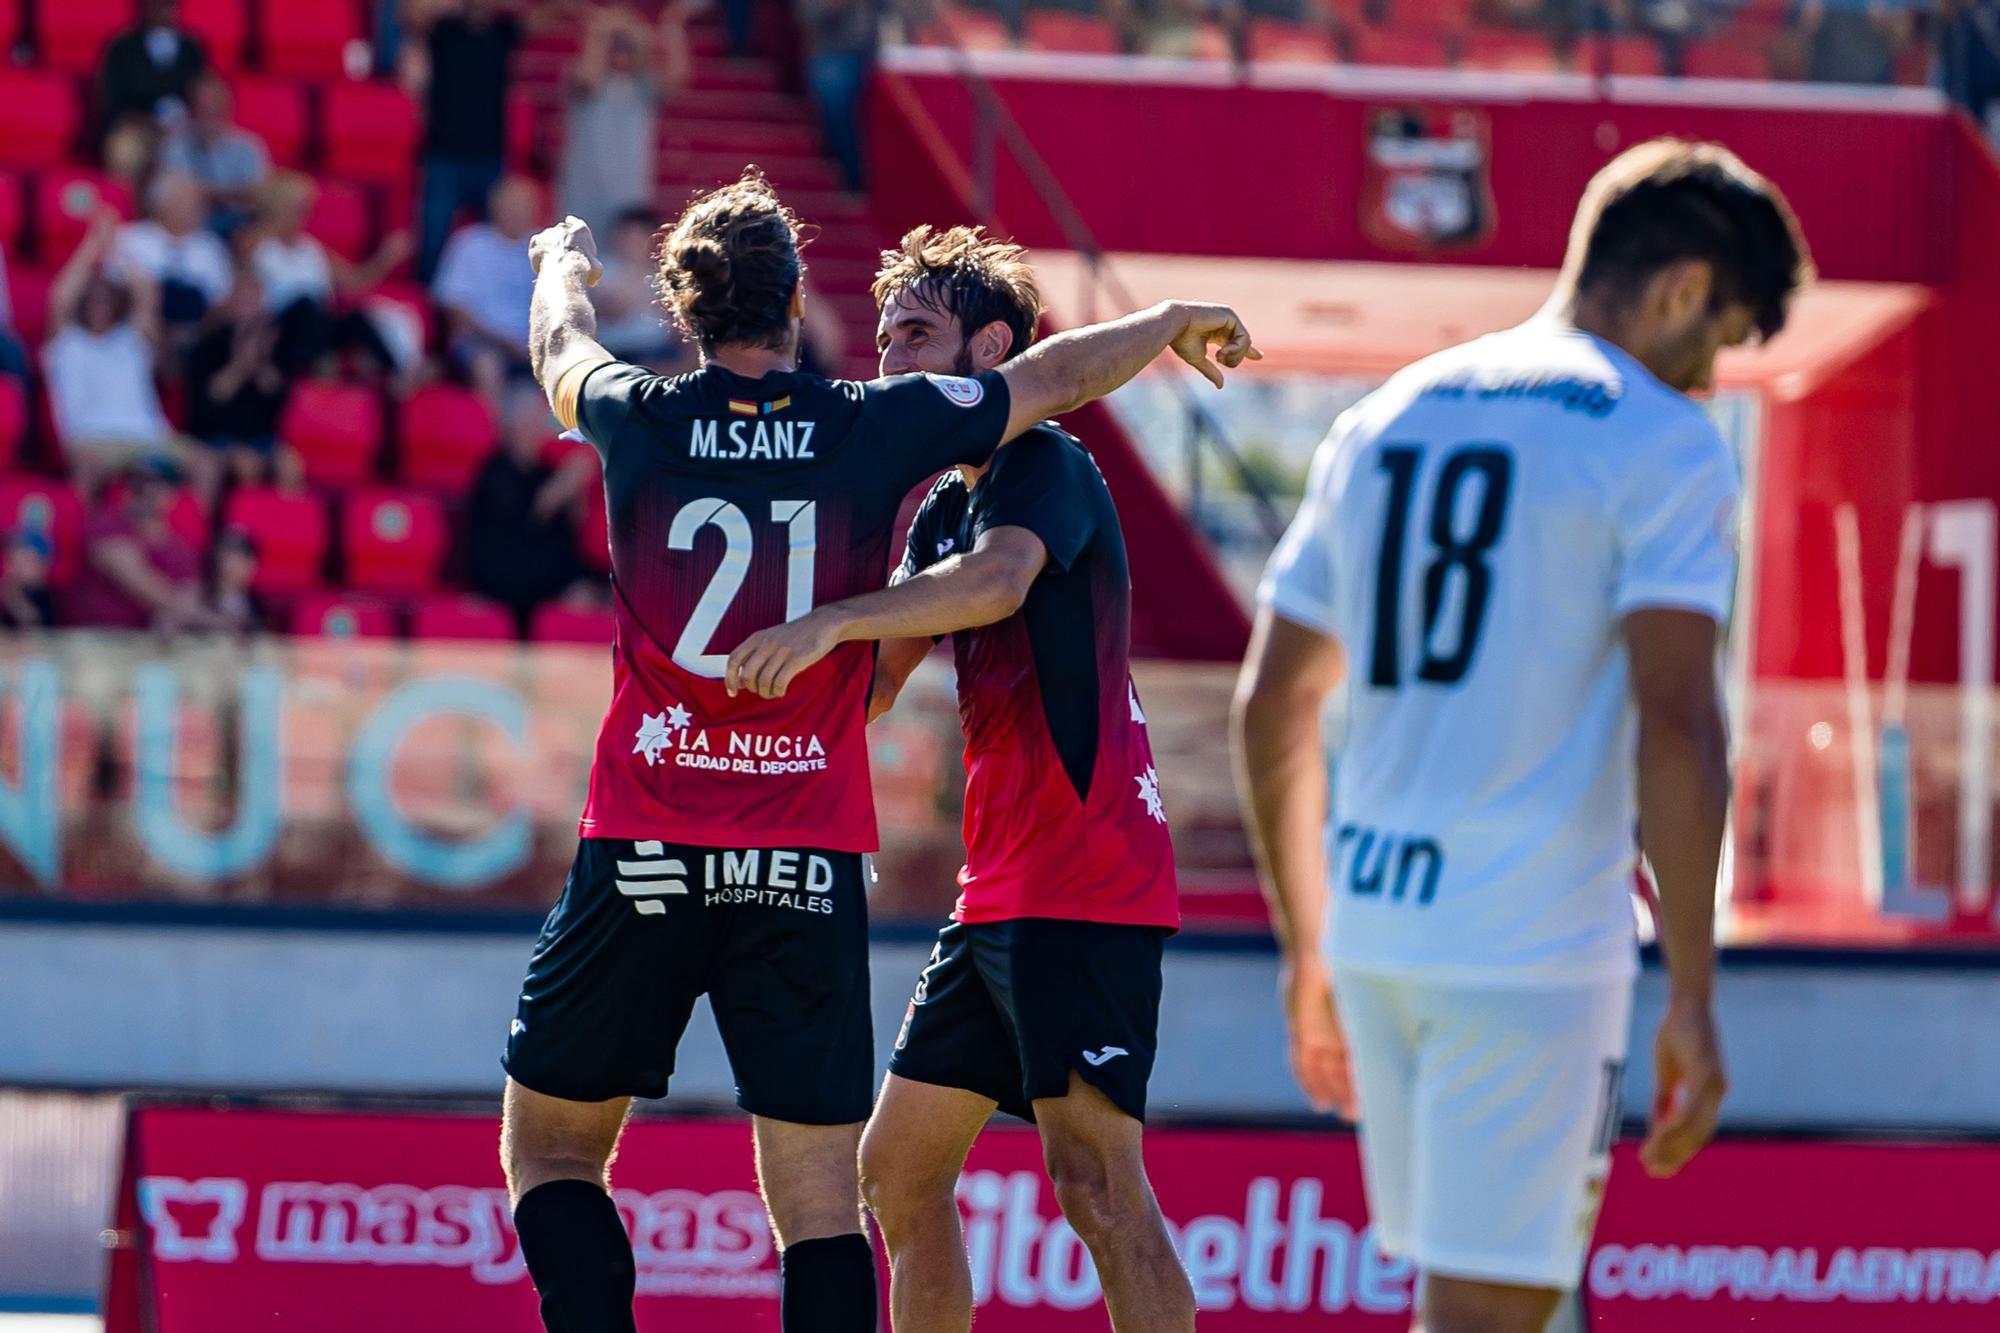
[1263,322,1739,985]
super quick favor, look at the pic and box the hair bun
[677,237,732,294]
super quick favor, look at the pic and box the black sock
[780,1231,878,1333]
[514,1179,637,1333]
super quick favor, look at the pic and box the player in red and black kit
[726,227,1205,1333]
[503,177,1256,1333]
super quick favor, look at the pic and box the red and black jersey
[572,360,1011,852]
[902,426,1179,929]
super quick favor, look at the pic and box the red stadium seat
[1349,26,1450,69]
[1682,38,1768,80]
[37,0,130,72]
[410,593,516,641]
[0,1,17,54]
[1388,0,1472,31]
[222,486,329,594]
[6,265,54,347]
[342,487,448,594]
[0,71,83,169]
[280,381,382,488]
[306,180,375,263]
[506,92,538,168]
[1024,11,1120,54]
[531,603,614,645]
[234,77,311,168]
[182,0,249,70]
[261,0,363,78]
[1247,19,1336,65]
[1595,34,1664,77]
[918,5,1012,50]
[323,82,419,184]
[0,477,87,587]
[1458,29,1561,74]
[398,384,497,491]
[0,378,25,473]
[291,589,398,638]
[35,169,134,263]
[0,172,25,255]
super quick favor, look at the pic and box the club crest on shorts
[1361,104,1496,255]
[924,374,985,408]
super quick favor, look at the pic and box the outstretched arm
[724,527,1049,698]
[1231,606,1354,1119]
[527,216,611,425]
[995,300,1258,441]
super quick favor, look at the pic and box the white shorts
[1333,969,1632,1290]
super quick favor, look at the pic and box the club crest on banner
[1361,105,1496,254]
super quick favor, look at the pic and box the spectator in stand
[0,531,58,631]
[113,172,235,340]
[592,207,688,368]
[559,3,691,239]
[466,386,595,632]
[434,174,543,400]
[797,0,879,191]
[158,74,273,236]
[66,461,231,633]
[97,0,209,143]
[43,210,216,499]
[185,269,302,488]
[0,249,26,380]
[407,0,526,280]
[1942,0,2000,141]
[205,526,266,634]
[1796,0,1909,83]
[250,172,413,380]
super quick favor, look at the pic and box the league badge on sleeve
[925,374,986,408]
[1360,105,1496,255]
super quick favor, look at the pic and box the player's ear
[789,283,805,320]
[1655,259,1713,332]
[974,320,1013,370]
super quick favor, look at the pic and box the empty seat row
[221,484,447,596]
[28,0,365,79]
[280,382,501,492]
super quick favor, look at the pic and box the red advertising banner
[105,1104,2000,1331]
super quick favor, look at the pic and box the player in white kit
[1232,140,1811,1333]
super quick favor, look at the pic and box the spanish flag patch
[728,396,792,416]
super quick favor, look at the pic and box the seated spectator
[250,172,413,380]
[592,208,689,368]
[66,461,231,633]
[113,172,235,338]
[1797,0,1909,84]
[206,525,266,633]
[559,3,691,238]
[43,210,216,499]
[184,270,303,488]
[158,74,272,235]
[0,530,58,631]
[467,386,595,632]
[434,175,543,400]
[97,0,209,144]
[796,0,879,190]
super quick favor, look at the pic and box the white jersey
[1260,322,1739,985]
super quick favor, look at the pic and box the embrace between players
[503,139,1809,1333]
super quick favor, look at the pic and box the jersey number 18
[1368,445,1513,689]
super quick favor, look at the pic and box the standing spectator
[592,207,686,367]
[205,526,266,633]
[0,531,58,630]
[559,3,691,238]
[1796,0,1909,84]
[184,270,301,487]
[466,386,593,631]
[65,461,230,633]
[250,172,413,379]
[158,74,273,235]
[113,172,235,338]
[97,0,209,141]
[434,175,543,400]
[43,210,214,498]
[407,0,525,280]
[797,0,878,191]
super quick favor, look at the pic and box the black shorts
[889,917,1168,1123]
[502,837,873,1125]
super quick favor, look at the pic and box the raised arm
[724,527,1049,699]
[1625,607,1730,1179]
[526,216,611,423]
[48,209,121,333]
[1231,605,1353,1118]
[657,1,693,97]
[995,300,1258,441]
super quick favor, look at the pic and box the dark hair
[1569,139,1812,342]
[657,170,806,354]
[871,225,1042,362]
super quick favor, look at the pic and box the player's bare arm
[1231,607,1356,1120]
[526,215,611,429]
[867,636,933,722]
[725,527,1050,700]
[1625,607,1731,1179]
[996,301,1260,441]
